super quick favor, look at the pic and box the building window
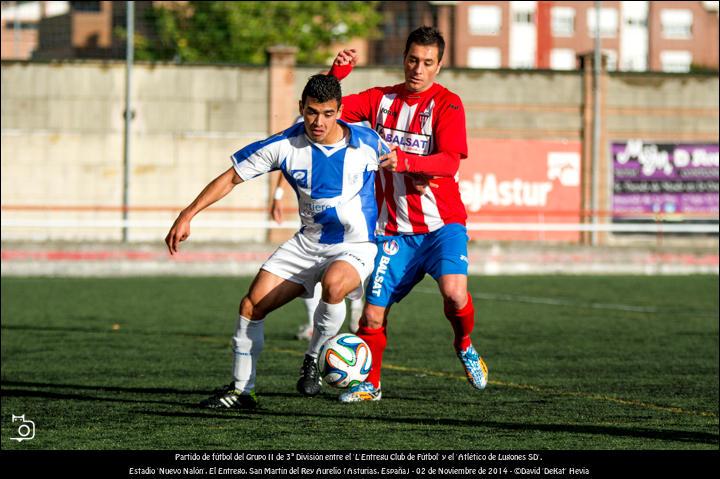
[469,5,502,35]
[660,50,692,72]
[513,11,534,25]
[624,17,647,27]
[3,22,38,31]
[468,47,502,68]
[551,7,575,37]
[661,9,693,39]
[71,2,101,12]
[587,8,618,38]
[602,50,618,71]
[550,49,576,70]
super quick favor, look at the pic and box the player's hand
[409,173,439,195]
[271,199,283,223]
[165,215,191,256]
[380,146,405,172]
[333,48,358,66]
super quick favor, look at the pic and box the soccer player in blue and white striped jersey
[165,74,392,408]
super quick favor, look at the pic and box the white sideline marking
[414,287,660,313]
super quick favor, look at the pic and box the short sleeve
[230,137,284,181]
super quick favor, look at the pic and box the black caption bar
[2,450,718,479]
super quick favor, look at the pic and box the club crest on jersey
[290,169,308,188]
[383,239,400,256]
[419,111,431,129]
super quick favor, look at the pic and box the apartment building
[4,1,718,72]
[1,0,69,59]
[452,1,719,71]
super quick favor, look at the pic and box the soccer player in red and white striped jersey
[329,26,489,402]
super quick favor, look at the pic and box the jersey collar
[338,119,362,149]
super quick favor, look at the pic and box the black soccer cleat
[296,354,322,397]
[199,383,259,409]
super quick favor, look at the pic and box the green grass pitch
[1,275,718,450]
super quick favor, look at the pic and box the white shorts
[261,233,377,301]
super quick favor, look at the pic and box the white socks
[302,283,322,329]
[231,315,264,393]
[349,298,364,333]
[307,300,346,358]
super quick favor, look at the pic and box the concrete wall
[606,72,719,140]
[297,66,585,140]
[1,60,270,242]
[2,60,718,243]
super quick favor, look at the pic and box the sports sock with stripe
[231,315,264,393]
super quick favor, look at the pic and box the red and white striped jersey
[340,82,468,236]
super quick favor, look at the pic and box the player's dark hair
[301,74,342,108]
[404,26,445,61]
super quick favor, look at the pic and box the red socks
[356,294,475,389]
[444,293,475,351]
[356,325,386,388]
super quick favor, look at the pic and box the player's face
[300,97,343,144]
[403,43,442,93]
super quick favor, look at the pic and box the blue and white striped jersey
[231,120,391,244]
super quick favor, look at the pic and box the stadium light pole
[122,1,135,242]
[591,0,601,245]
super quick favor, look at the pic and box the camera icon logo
[11,414,35,442]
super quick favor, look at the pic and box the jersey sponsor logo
[371,255,392,297]
[300,202,333,217]
[381,107,398,117]
[382,239,400,256]
[290,169,309,188]
[376,126,431,156]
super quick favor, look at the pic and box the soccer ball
[318,333,372,389]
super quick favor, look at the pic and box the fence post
[267,45,299,243]
[579,51,609,245]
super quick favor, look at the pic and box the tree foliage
[135,1,381,64]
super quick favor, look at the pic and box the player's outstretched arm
[165,167,243,255]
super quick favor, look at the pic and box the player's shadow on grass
[141,409,719,446]
[0,380,215,408]
[2,323,229,338]
[1,381,300,409]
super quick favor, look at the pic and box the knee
[321,280,347,305]
[441,286,468,310]
[239,296,266,320]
